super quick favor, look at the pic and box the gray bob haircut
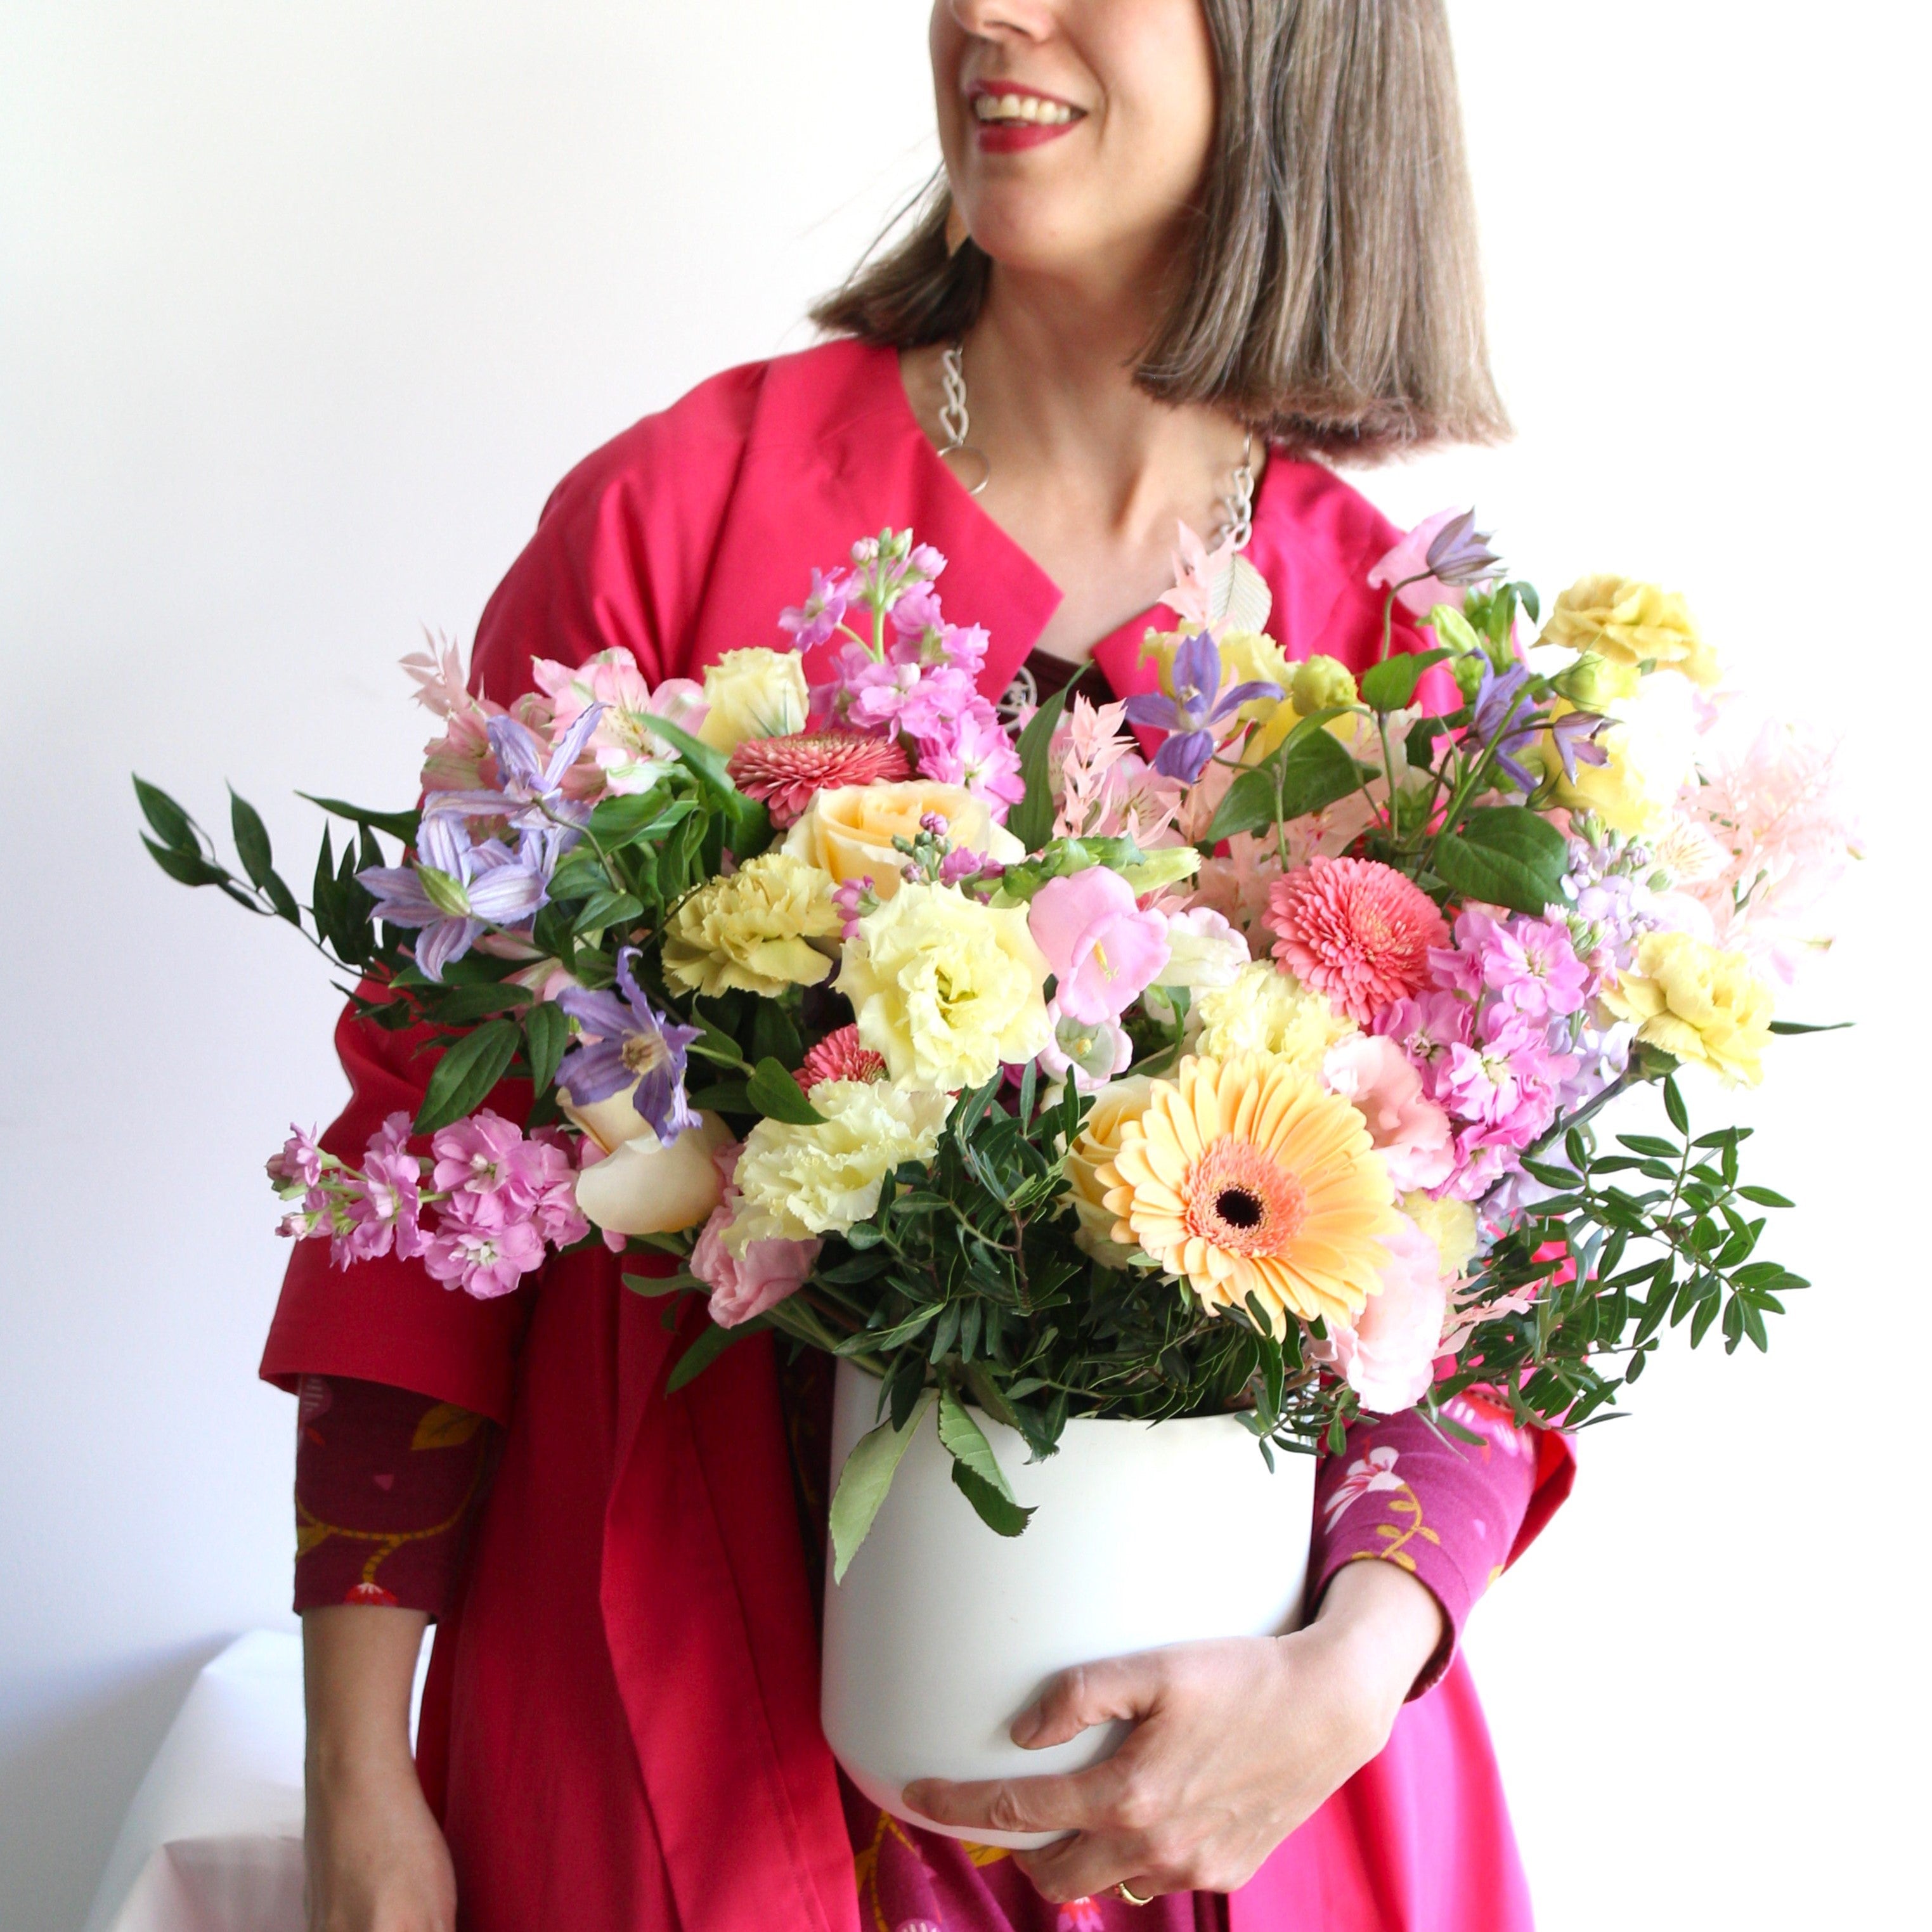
[813,0,1507,462]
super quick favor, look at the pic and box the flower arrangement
[138,515,1857,1574]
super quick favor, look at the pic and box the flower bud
[1451,654,1487,703]
[1290,654,1358,715]
[1553,651,1640,711]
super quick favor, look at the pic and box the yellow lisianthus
[661,851,841,998]
[837,882,1053,1091]
[1194,960,1356,1073]
[1539,576,1720,688]
[696,647,809,753]
[782,781,1022,903]
[1601,930,1774,1086]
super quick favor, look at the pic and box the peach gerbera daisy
[1096,1053,1399,1335]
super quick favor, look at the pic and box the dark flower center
[1216,1188,1264,1229]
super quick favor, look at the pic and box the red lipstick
[966,79,1086,154]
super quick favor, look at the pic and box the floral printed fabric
[291,1373,495,1613]
[1309,1389,1541,1695]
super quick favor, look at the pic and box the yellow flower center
[1184,1138,1306,1257]
[621,1033,669,1076]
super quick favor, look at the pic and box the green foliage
[746,1056,824,1125]
[1008,686,1071,853]
[413,1019,522,1135]
[1205,728,1359,844]
[1358,647,1453,714]
[829,1395,933,1583]
[1433,806,1570,915]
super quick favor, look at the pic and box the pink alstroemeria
[1368,508,1500,619]
[1027,867,1171,1025]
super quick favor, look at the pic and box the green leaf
[1767,1019,1853,1035]
[141,836,230,890]
[413,1018,522,1134]
[950,1461,1035,1538]
[574,890,645,935]
[1008,686,1070,853]
[1205,730,1359,844]
[547,849,611,902]
[1427,604,1486,657]
[937,1390,1025,1509]
[665,1317,748,1393]
[1203,767,1279,846]
[524,1000,569,1095]
[747,1056,824,1125]
[228,789,276,890]
[628,714,772,859]
[133,776,200,853]
[419,982,531,1026]
[1358,647,1452,715]
[829,1394,932,1583]
[620,1269,689,1298]
[1434,806,1569,916]
[1739,1184,1795,1209]
[299,794,422,844]
[1663,1075,1689,1136]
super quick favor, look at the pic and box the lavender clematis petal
[416,915,482,982]
[486,715,548,791]
[543,701,606,786]
[465,866,548,924]
[355,867,438,923]
[556,987,635,1041]
[1205,678,1282,724]
[1153,729,1216,783]
[1122,692,1183,731]
[554,1039,632,1105]
[1423,510,1501,588]
[415,813,469,877]
[1170,633,1222,718]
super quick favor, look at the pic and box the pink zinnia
[795,1025,886,1094]
[726,730,912,827]
[1265,856,1448,1023]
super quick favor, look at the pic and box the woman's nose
[947,0,1056,43]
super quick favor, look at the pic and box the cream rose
[836,881,1053,1091]
[1063,1075,1158,1266]
[571,1112,733,1236]
[696,647,809,753]
[782,781,1023,902]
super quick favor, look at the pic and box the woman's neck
[903,261,1256,663]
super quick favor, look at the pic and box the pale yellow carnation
[1063,1076,1158,1266]
[696,647,809,753]
[1540,576,1719,688]
[1601,930,1773,1087]
[1401,1191,1481,1279]
[730,1080,952,1247]
[838,882,1053,1091]
[1194,960,1356,1072]
[783,781,1023,903]
[661,851,840,998]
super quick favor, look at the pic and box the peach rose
[782,781,1023,902]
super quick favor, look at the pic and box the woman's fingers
[1016,1830,1169,1907]
[901,1755,1129,1839]
[1011,1650,1167,1749]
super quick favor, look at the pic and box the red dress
[265,339,1573,1932]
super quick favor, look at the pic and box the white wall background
[1,3,1922,1926]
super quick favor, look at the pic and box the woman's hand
[303,1605,456,1932]
[903,1560,1445,1903]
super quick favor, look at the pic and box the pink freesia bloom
[1027,867,1171,1024]
[689,1146,820,1328]
[1367,508,1473,619]
[1266,857,1449,1023]
[1321,1216,1448,1414]
[1323,1035,1455,1193]
[422,1195,546,1300]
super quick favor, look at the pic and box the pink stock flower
[513,1131,590,1249]
[1373,990,1474,1068]
[430,1112,526,1201]
[795,1025,886,1094]
[688,1145,821,1329]
[1265,857,1449,1023]
[1027,867,1171,1024]
[337,1144,428,1266]
[1322,1035,1455,1193]
[1320,1216,1448,1415]
[913,699,1025,818]
[266,1124,325,1190]
[422,1195,547,1299]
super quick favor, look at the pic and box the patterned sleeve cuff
[293,1374,494,1616]
[1309,1392,1544,1697]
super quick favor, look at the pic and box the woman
[282,3,1572,1928]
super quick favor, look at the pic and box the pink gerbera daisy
[794,1025,886,1094]
[1264,856,1448,1023]
[726,730,912,827]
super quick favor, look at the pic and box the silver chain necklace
[937,339,1256,552]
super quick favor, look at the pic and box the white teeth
[973,93,1075,126]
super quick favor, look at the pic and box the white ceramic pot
[820,1359,1314,1850]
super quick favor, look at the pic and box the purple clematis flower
[358,814,553,981]
[1468,659,1608,794]
[554,947,702,1141]
[1424,510,1502,588]
[425,704,605,834]
[1122,633,1277,783]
